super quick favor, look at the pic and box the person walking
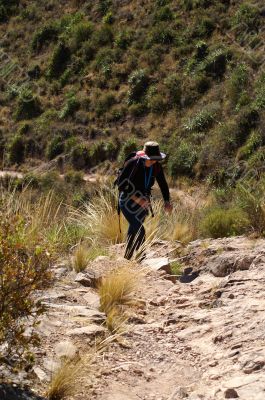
[117,141,172,260]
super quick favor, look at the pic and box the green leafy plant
[200,207,250,238]
[0,214,51,370]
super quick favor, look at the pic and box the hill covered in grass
[0,0,265,184]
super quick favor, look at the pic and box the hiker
[117,141,172,260]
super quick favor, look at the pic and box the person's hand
[164,201,173,213]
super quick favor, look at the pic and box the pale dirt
[28,236,265,400]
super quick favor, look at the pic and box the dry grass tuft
[46,357,82,400]
[72,244,90,272]
[70,188,127,245]
[98,262,144,332]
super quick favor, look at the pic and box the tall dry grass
[70,188,128,245]
[98,261,144,332]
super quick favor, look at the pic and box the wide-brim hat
[140,141,166,160]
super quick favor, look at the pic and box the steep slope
[0,0,265,183]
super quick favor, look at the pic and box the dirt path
[26,236,265,400]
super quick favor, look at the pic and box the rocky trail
[2,236,265,400]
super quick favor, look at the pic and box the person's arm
[156,165,172,212]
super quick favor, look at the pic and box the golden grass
[98,261,144,332]
[46,334,122,400]
[98,262,141,314]
[70,188,128,245]
[46,357,82,400]
[72,244,90,272]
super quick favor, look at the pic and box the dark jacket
[118,157,170,202]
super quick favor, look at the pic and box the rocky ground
[2,236,265,400]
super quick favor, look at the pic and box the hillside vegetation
[0,0,265,184]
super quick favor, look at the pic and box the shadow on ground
[0,384,46,400]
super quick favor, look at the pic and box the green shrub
[46,135,64,160]
[203,48,228,79]
[154,6,173,22]
[103,11,114,24]
[183,105,218,132]
[59,93,80,119]
[9,135,25,164]
[235,180,265,235]
[97,0,112,15]
[236,130,262,161]
[193,17,215,38]
[47,42,71,79]
[14,91,42,121]
[128,69,149,104]
[95,93,116,116]
[129,103,148,117]
[71,144,90,170]
[254,73,265,110]
[200,207,250,238]
[0,0,19,22]
[227,63,249,107]
[168,141,197,177]
[31,24,59,53]
[92,24,113,46]
[147,86,167,114]
[70,21,93,50]
[164,73,181,107]
[115,30,133,50]
[147,23,175,46]
[232,3,260,34]
[64,170,84,185]
[0,214,51,371]
[118,138,138,162]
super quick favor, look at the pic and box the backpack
[114,151,142,192]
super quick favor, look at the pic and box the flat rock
[54,340,77,359]
[143,257,171,274]
[32,366,48,382]
[83,291,100,308]
[67,325,106,337]
[75,272,93,287]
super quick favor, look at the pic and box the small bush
[118,138,138,162]
[71,144,90,170]
[128,69,149,104]
[193,17,215,38]
[32,24,59,53]
[59,93,80,119]
[147,86,167,114]
[227,63,249,107]
[92,24,113,47]
[14,91,42,121]
[129,103,148,117]
[0,214,51,370]
[115,30,133,50]
[46,135,64,160]
[183,105,218,132]
[154,6,173,22]
[168,141,197,177]
[9,135,25,164]
[164,73,181,107]
[147,23,175,46]
[70,21,93,50]
[232,3,260,34]
[97,0,112,16]
[200,207,250,238]
[94,93,116,116]
[47,42,71,79]
[236,130,262,161]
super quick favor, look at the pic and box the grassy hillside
[0,0,265,183]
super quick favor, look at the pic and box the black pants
[119,196,148,260]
